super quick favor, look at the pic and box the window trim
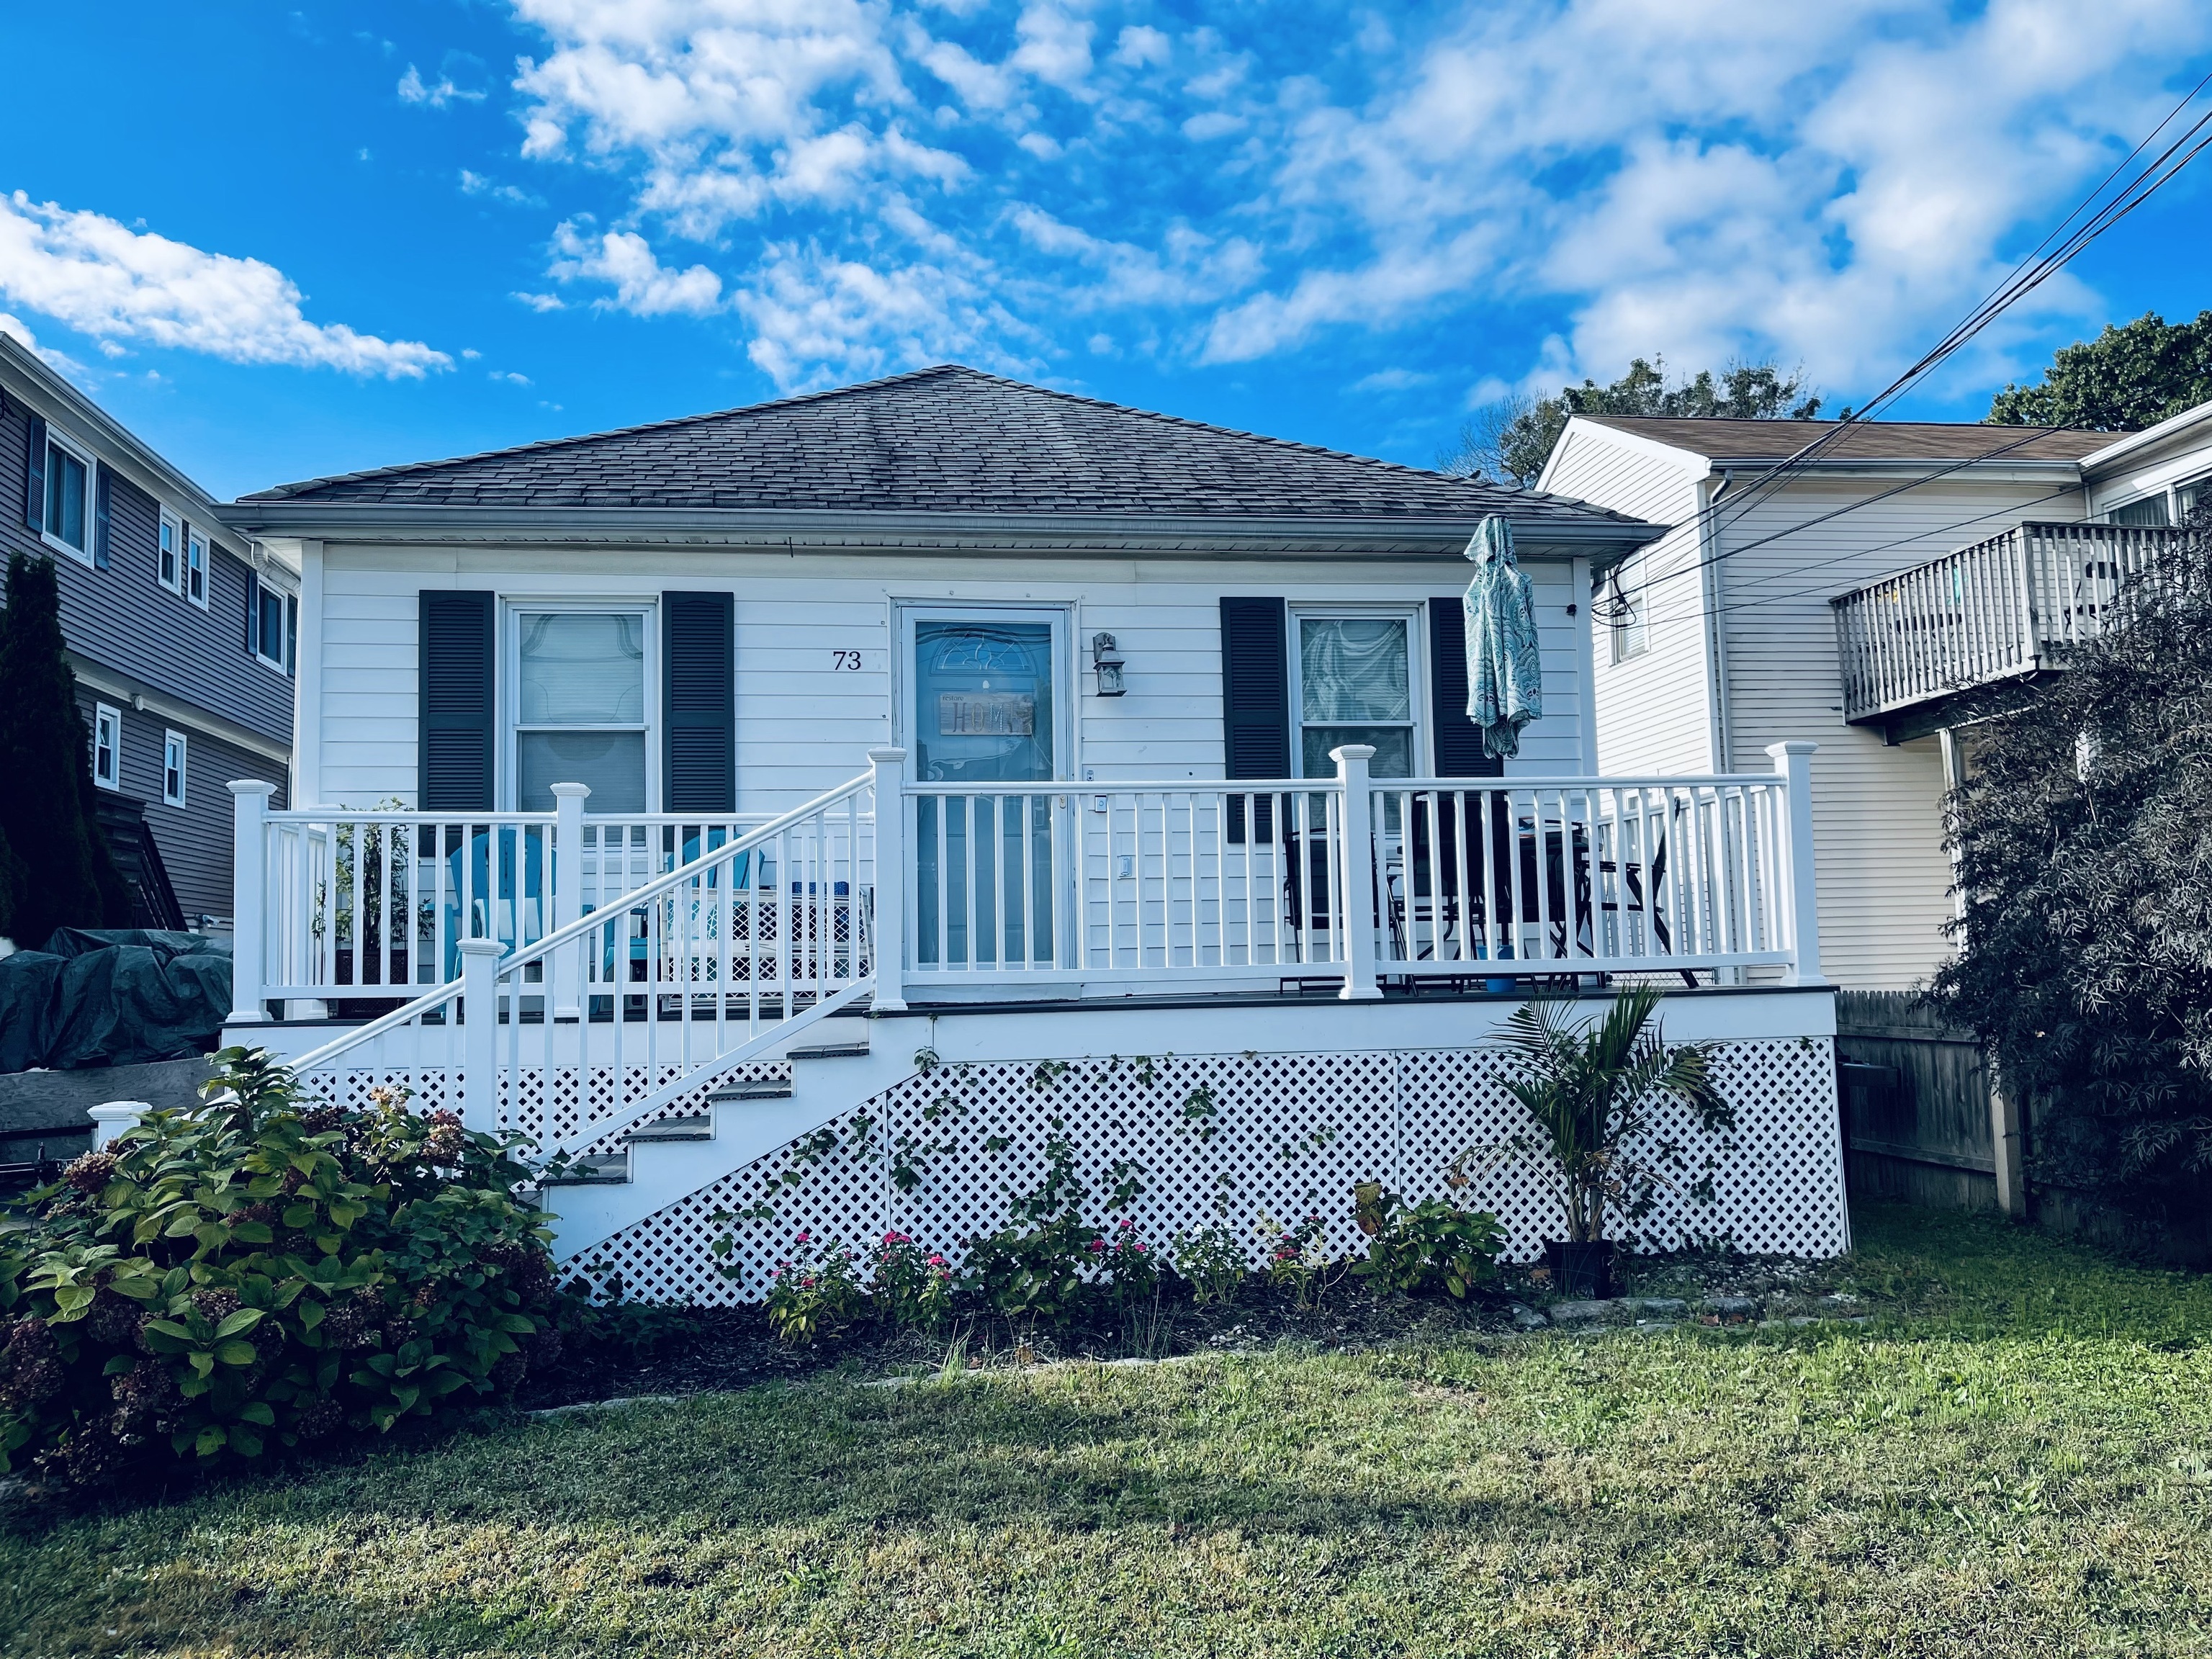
[1606,571,1650,665]
[91,702,122,791]
[501,599,660,812]
[184,525,210,609]
[162,729,187,807]
[157,510,182,593]
[253,577,291,673]
[40,426,96,567]
[1285,603,1426,781]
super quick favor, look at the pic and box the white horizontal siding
[313,545,1593,811]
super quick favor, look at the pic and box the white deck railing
[261,761,887,1157]
[227,743,1821,1138]
[1831,519,2185,724]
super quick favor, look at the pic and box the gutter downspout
[1696,469,1735,772]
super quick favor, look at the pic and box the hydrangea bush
[0,1048,559,1490]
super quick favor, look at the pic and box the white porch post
[868,747,909,1012]
[1766,741,1825,986]
[549,782,590,1020]
[1332,744,1383,1002]
[456,938,504,1133]
[90,1101,149,1148]
[227,780,276,1024]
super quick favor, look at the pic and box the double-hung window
[163,730,187,807]
[91,703,121,791]
[184,527,208,608]
[40,430,93,565]
[511,608,652,811]
[1292,613,1417,780]
[1607,570,1648,663]
[158,511,182,593]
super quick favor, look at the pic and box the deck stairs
[534,1012,922,1261]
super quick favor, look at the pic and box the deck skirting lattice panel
[576,1037,1843,1304]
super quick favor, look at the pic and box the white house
[214,367,1848,1296]
[1542,410,2212,993]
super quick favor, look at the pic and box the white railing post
[227,780,276,1024]
[868,747,908,1012]
[89,1101,150,1148]
[549,782,590,1020]
[455,938,504,1134]
[1332,745,1382,1002]
[1766,742,1824,986]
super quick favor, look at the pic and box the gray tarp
[0,930,230,1073]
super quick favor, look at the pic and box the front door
[904,611,1063,968]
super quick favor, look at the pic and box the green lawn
[6,1205,2212,1658]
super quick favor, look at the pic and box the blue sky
[4,1,2211,500]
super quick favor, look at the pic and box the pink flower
[1117,1218,1134,1231]
[795,1230,812,1246]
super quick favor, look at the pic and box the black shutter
[419,590,495,809]
[662,591,734,813]
[24,414,44,533]
[1428,596,1503,778]
[286,593,299,678]
[91,462,110,570]
[1220,596,1289,842]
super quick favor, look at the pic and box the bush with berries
[0,1046,560,1491]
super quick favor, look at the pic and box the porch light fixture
[1092,631,1126,696]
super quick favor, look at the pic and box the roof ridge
[243,364,971,500]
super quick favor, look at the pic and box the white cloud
[1112,26,1171,70]
[550,222,724,316]
[1352,367,1437,393]
[0,193,449,377]
[398,63,486,107]
[459,169,546,207]
[490,369,534,386]
[1009,4,1094,94]
[513,291,566,312]
[1180,111,1244,141]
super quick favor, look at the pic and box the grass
[5,1204,2211,1658]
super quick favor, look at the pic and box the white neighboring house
[1545,405,2212,994]
[210,367,1850,1293]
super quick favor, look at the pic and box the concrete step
[707,1078,796,1102]
[540,1152,630,1186]
[787,1040,870,1061]
[624,1114,713,1143]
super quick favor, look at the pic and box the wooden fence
[1834,990,2007,1212]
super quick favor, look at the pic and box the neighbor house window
[511,608,652,811]
[253,580,289,672]
[184,527,208,607]
[2108,494,2171,527]
[92,703,120,791]
[163,730,187,806]
[2178,475,2210,522]
[1292,613,1416,780]
[41,430,92,564]
[158,511,181,593]
[1608,574,1649,664]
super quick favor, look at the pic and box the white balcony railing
[229,741,1822,1050]
[1830,519,2186,724]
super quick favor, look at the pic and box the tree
[1438,358,1822,487]
[0,552,129,944]
[1930,511,2212,1229]
[1989,310,2212,431]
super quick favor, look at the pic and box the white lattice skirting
[572,1037,1843,1305]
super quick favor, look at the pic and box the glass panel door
[909,616,1059,968]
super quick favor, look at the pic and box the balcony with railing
[1830,519,2187,736]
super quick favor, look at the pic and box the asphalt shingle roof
[244,364,1642,528]
[1583,415,2126,464]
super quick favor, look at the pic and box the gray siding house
[0,336,293,930]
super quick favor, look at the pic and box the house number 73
[831,650,864,670]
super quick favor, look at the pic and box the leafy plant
[963,1128,1096,1323]
[1495,987,1731,1245]
[764,1233,864,1346]
[1349,1182,1504,1300]
[1256,1212,1339,1308]
[1169,1223,1247,1307]
[0,1049,557,1490]
[870,1231,955,1330]
[1089,1218,1158,1306]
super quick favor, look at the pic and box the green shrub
[0,1048,558,1491]
[963,1131,1098,1324]
[1169,1223,1247,1306]
[1091,1218,1159,1307]
[1349,1181,1505,1300]
[1259,1212,1339,1308]
[869,1231,954,1330]
[764,1234,865,1346]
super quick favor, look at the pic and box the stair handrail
[284,768,878,1079]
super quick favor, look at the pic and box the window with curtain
[513,610,649,811]
[1296,615,1413,778]
[2109,494,2172,526]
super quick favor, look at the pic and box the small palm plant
[1498,986,1733,1256]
